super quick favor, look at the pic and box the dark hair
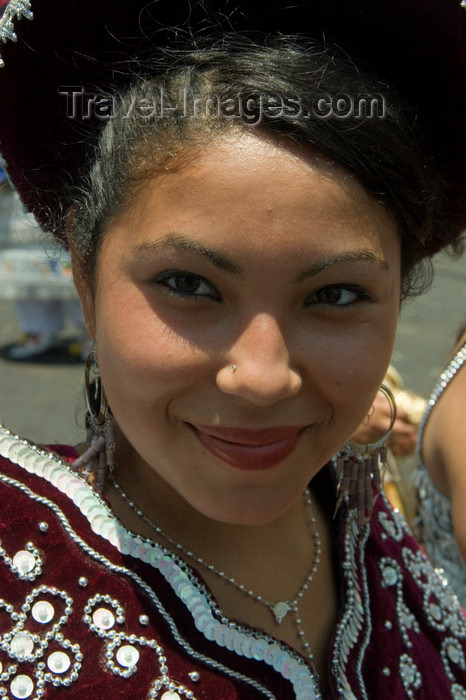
[67,35,459,298]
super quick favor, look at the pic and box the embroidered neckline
[0,427,321,700]
[0,471,277,699]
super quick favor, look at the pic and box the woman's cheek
[310,319,392,374]
[97,319,209,414]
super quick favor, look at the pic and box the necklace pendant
[272,601,291,624]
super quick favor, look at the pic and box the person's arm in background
[422,332,466,560]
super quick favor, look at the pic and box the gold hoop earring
[334,384,397,528]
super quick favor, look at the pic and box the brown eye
[315,287,346,304]
[305,284,370,307]
[154,270,221,301]
[172,274,203,294]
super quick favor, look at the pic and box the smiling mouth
[188,424,305,470]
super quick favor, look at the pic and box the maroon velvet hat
[0,0,465,241]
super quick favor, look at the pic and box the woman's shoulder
[0,432,86,531]
[0,429,122,579]
[419,337,466,470]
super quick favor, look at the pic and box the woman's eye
[153,271,221,301]
[306,284,371,307]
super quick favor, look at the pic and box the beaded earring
[334,384,397,527]
[73,349,115,492]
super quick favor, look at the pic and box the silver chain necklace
[110,477,321,661]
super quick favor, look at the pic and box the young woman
[0,1,465,698]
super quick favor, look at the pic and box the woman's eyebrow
[296,250,389,282]
[133,233,240,275]
[133,235,388,278]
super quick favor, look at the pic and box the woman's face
[80,131,401,525]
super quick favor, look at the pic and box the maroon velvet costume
[1,435,466,699]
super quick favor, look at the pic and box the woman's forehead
[126,133,391,224]
[101,132,398,267]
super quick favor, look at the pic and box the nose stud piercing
[232,365,237,373]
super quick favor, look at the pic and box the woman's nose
[216,313,302,406]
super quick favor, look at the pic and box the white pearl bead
[47,651,71,674]
[32,600,54,624]
[92,608,115,630]
[448,644,461,664]
[47,651,71,673]
[10,674,34,698]
[382,565,398,586]
[10,632,34,657]
[116,644,140,668]
[12,550,36,574]
[161,693,181,700]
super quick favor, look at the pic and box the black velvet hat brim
[0,0,465,240]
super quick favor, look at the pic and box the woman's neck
[106,453,310,579]
[101,429,338,689]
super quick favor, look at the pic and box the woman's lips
[189,424,305,470]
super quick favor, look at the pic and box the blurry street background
[0,248,465,446]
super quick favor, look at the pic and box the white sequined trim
[331,514,369,699]
[0,427,319,699]
[0,469,277,699]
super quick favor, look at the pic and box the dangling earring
[73,348,115,493]
[334,384,397,527]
